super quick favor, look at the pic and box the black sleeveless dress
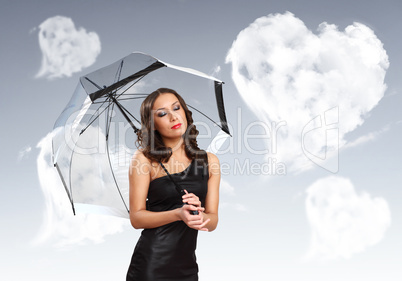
[126,154,209,281]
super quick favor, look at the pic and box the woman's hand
[182,189,201,207]
[178,204,210,231]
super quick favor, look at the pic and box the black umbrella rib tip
[84,77,102,90]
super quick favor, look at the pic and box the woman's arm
[129,151,181,229]
[201,152,220,231]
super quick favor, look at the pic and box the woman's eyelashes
[156,106,180,118]
[157,111,167,117]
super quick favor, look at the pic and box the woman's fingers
[180,202,209,231]
[188,218,210,231]
[182,203,198,213]
[182,189,198,200]
[182,190,201,207]
[199,219,210,231]
[184,199,201,207]
[184,211,210,231]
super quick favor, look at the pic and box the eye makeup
[155,102,181,117]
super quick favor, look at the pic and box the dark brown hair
[136,88,203,163]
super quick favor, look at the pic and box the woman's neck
[161,136,192,163]
[170,147,188,160]
[162,136,184,152]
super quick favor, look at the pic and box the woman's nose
[169,111,178,121]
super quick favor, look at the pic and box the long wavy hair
[136,88,203,163]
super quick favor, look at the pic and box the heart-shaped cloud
[226,12,389,173]
[36,16,101,79]
[305,176,391,260]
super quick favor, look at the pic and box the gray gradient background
[1,0,401,280]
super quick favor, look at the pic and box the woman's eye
[157,111,167,117]
[173,105,180,111]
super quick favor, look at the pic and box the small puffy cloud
[36,15,101,79]
[304,176,391,260]
[34,131,129,248]
[18,145,32,161]
[226,12,389,173]
[212,65,221,77]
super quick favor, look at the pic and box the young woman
[126,88,220,281]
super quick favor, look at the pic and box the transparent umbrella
[52,52,231,218]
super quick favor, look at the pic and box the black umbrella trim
[214,81,231,136]
[87,61,166,102]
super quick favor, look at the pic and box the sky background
[1,0,401,280]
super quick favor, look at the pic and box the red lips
[171,123,182,129]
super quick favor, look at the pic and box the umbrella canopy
[52,52,231,218]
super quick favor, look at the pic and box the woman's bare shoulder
[207,151,219,162]
[205,152,220,178]
[206,151,219,164]
[131,150,152,168]
[131,150,161,177]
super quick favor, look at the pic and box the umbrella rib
[114,100,141,124]
[186,104,225,131]
[80,102,112,135]
[114,72,150,100]
[105,135,130,215]
[92,96,145,104]
[55,163,76,215]
[112,97,147,101]
[119,93,149,96]
[105,102,115,140]
[68,140,82,215]
[84,77,102,90]
[104,101,129,213]
[115,60,124,84]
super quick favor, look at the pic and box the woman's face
[152,93,188,140]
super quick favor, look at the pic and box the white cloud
[233,203,247,212]
[36,15,101,79]
[304,176,391,260]
[219,201,248,212]
[220,178,236,195]
[342,125,390,150]
[34,131,129,248]
[218,179,248,212]
[226,12,389,173]
[211,65,221,77]
[18,145,32,161]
